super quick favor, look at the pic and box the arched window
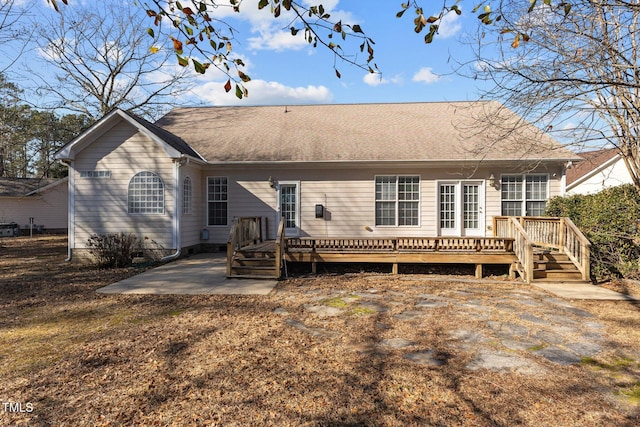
[182,176,192,215]
[128,171,164,214]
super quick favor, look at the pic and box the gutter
[161,157,186,262]
[59,159,74,262]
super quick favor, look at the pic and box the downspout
[561,161,572,196]
[61,159,74,262]
[161,157,186,261]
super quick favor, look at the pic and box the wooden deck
[285,237,516,277]
[226,216,591,283]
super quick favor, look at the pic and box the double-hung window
[501,174,548,216]
[375,176,420,226]
[207,177,228,226]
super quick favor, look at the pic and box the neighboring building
[565,148,633,195]
[55,102,580,260]
[0,177,68,233]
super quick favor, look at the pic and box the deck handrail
[508,218,535,283]
[274,216,286,276]
[226,216,264,277]
[562,217,591,281]
[494,216,591,282]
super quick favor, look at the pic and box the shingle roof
[154,101,580,164]
[127,111,204,161]
[566,148,619,186]
[0,178,64,197]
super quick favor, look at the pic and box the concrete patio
[95,252,637,302]
[97,253,278,295]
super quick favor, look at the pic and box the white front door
[277,181,300,237]
[438,181,485,236]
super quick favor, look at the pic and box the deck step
[227,274,279,279]
[233,258,276,267]
[237,250,276,258]
[533,268,584,281]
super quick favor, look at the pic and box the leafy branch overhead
[46,1,574,99]
[396,0,572,46]
[143,0,378,99]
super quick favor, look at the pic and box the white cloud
[412,67,440,84]
[437,11,462,39]
[229,0,356,53]
[190,79,333,106]
[248,30,308,51]
[363,72,402,87]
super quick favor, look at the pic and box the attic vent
[80,170,111,178]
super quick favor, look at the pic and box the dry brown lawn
[1,235,640,426]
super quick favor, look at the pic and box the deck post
[509,262,517,279]
[475,264,483,279]
[312,261,317,274]
[392,263,398,274]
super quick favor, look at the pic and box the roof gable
[566,148,620,187]
[155,101,580,165]
[0,177,67,197]
[55,109,204,162]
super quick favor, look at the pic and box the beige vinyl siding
[0,183,68,230]
[73,121,174,249]
[198,164,566,243]
[180,162,205,247]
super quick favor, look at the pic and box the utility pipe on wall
[161,157,186,262]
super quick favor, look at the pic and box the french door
[277,181,300,237]
[438,181,484,236]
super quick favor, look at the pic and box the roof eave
[24,177,68,196]
[54,109,187,161]
[566,152,622,190]
[201,157,580,168]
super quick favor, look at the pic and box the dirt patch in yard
[1,236,640,426]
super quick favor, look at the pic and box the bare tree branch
[463,0,640,190]
[33,2,197,120]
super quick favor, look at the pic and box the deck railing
[286,237,514,253]
[493,216,591,281]
[274,217,286,276]
[506,218,535,283]
[226,217,264,276]
[562,218,591,281]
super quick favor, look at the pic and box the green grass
[321,297,349,308]
[621,383,640,404]
[581,356,637,371]
[349,306,377,316]
[527,344,546,351]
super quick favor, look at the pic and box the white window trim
[206,176,228,227]
[500,173,550,216]
[182,176,192,215]
[374,175,421,228]
[277,180,301,237]
[80,170,111,178]
[127,171,165,215]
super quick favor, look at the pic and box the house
[565,147,633,195]
[55,101,584,278]
[0,177,68,234]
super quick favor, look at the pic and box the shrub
[545,184,640,282]
[86,232,140,268]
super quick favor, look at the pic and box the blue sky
[181,0,488,106]
[2,0,490,109]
